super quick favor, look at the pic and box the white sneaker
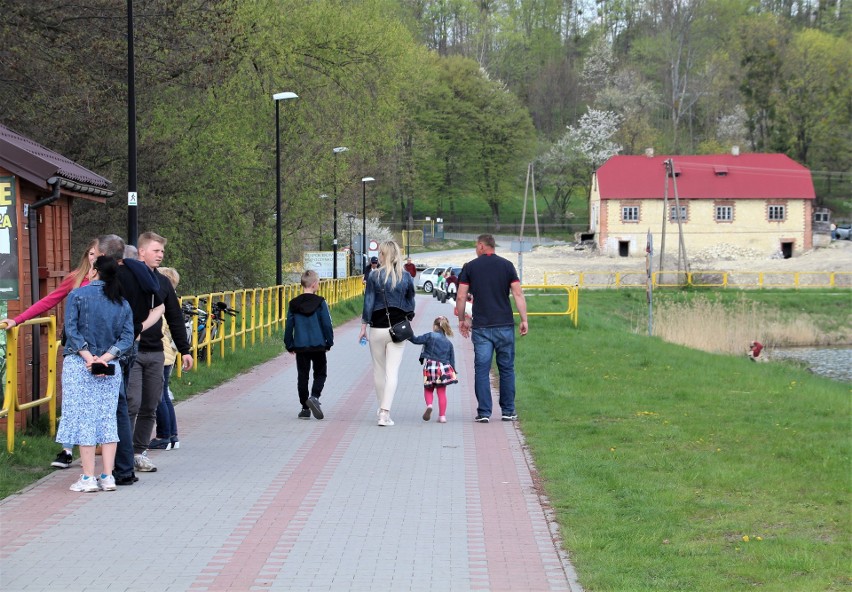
[97,474,116,491]
[69,474,99,493]
[378,411,394,427]
[134,453,157,472]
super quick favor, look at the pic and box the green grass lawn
[516,290,850,591]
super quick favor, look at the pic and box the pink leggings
[424,386,447,416]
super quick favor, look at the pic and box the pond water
[770,346,852,383]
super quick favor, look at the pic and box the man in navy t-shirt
[455,234,528,423]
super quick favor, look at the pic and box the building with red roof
[589,152,816,258]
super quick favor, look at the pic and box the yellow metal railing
[2,276,363,451]
[516,285,579,327]
[176,277,362,372]
[542,270,852,289]
[1,317,58,452]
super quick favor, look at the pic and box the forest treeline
[1,0,849,292]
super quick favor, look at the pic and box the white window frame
[768,205,786,221]
[622,206,639,223]
[715,205,733,222]
[669,205,688,222]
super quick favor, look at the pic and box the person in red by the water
[404,258,417,278]
[747,341,764,361]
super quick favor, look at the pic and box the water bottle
[360,336,368,346]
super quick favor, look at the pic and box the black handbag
[381,285,413,343]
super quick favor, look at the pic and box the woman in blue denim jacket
[358,240,415,427]
[410,316,457,423]
[57,256,134,493]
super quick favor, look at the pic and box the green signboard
[0,176,19,300]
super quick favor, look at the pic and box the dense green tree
[2,0,849,284]
[775,28,851,168]
[410,56,536,228]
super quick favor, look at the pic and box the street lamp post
[332,146,348,279]
[346,213,356,276]
[361,177,374,271]
[127,0,138,246]
[319,195,328,250]
[273,91,298,286]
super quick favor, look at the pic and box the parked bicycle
[181,299,238,360]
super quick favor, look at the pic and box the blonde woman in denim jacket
[57,256,134,492]
[358,241,415,426]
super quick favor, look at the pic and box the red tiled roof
[596,154,815,200]
[0,123,112,193]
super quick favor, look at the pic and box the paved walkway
[1,295,581,592]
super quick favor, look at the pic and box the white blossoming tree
[538,108,623,225]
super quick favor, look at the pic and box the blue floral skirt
[56,356,121,446]
[422,358,458,387]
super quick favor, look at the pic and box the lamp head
[361,176,375,183]
[272,91,298,101]
[332,146,348,154]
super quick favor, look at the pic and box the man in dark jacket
[98,234,165,485]
[128,232,194,473]
[284,270,334,420]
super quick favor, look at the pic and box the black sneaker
[501,414,518,421]
[298,408,311,420]
[149,438,171,450]
[307,396,324,420]
[114,474,139,486]
[51,449,73,469]
[474,415,490,423]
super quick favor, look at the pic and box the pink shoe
[438,416,447,423]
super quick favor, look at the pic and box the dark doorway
[781,241,793,259]
[618,241,630,257]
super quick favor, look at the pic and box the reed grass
[644,291,851,355]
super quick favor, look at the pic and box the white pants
[368,327,406,411]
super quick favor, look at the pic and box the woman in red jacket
[1,238,100,469]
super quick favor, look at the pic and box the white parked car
[416,264,461,293]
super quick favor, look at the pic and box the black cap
[370,256,378,264]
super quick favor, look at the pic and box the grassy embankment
[517,289,850,591]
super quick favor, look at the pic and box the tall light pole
[127,0,138,246]
[273,91,298,286]
[346,213,356,276]
[332,146,348,279]
[361,176,374,271]
[319,194,328,251]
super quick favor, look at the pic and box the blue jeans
[114,341,138,479]
[155,365,178,440]
[471,326,516,418]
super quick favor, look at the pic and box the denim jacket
[362,270,415,325]
[409,330,455,367]
[63,281,135,359]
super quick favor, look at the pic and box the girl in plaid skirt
[410,317,457,423]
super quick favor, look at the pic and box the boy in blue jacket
[284,270,334,420]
